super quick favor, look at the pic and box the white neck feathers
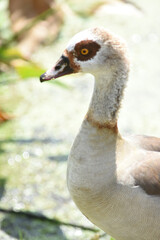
[87,59,129,128]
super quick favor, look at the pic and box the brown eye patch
[74,40,101,61]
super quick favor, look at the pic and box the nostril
[55,65,61,71]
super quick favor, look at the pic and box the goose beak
[40,55,74,82]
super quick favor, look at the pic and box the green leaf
[15,63,45,79]
[15,62,72,89]
[0,47,25,64]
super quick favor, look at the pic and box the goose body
[40,27,160,240]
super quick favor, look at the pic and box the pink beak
[40,55,74,82]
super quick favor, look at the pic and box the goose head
[40,27,129,83]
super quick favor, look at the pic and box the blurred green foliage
[0,0,72,120]
[0,11,51,85]
[0,46,48,90]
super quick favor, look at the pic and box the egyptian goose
[40,27,160,240]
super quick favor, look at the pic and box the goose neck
[86,69,128,129]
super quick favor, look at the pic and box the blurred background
[0,0,160,239]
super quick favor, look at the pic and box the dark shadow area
[0,145,5,155]
[1,214,68,240]
[0,178,6,200]
[48,154,68,162]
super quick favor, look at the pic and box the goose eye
[81,48,89,55]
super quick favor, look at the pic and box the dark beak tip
[40,55,74,82]
[40,73,46,83]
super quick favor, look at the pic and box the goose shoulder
[129,135,160,152]
[119,135,160,195]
